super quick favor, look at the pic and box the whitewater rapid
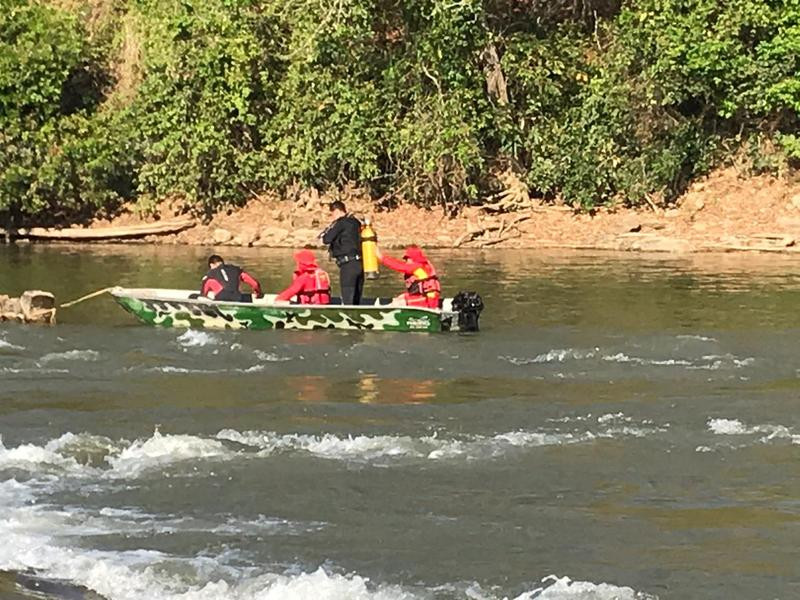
[0,427,663,600]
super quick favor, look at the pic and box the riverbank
[7,168,800,254]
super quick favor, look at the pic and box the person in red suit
[201,255,262,302]
[276,249,332,304]
[377,245,441,308]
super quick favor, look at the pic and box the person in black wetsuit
[320,201,363,305]
[201,255,262,302]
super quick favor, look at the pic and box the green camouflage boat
[111,287,483,332]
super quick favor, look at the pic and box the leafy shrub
[1,0,799,220]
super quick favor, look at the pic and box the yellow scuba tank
[361,218,380,279]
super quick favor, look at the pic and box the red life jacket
[296,268,331,304]
[404,263,441,307]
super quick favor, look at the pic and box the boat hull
[112,290,453,332]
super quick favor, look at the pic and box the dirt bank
[14,169,800,254]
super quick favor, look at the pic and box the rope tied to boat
[60,287,115,308]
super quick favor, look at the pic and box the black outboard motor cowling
[451,291,484,332]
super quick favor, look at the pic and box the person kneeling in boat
[376,245,441,308]
[201,255,262,302]
[275,249,331,304]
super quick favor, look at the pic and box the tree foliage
[1,0,799,220]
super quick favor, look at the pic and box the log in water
[1,244,800,599]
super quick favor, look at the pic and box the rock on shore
[0,290,56,324]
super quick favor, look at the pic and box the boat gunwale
[110,287,449,315]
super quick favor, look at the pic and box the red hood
[402,246,427,263]
[294,249,318,271]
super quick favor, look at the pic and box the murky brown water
[2,244,800,599]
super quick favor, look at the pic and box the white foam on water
[676,334,717,342]
[687,354,755,370]
[1,418,665,483]
[596,413,625,424]
[0,432,132,477]
[547,415,592,423]
[301,434,421,460]
[0,528,657,600]
[177,330,220,348]
[1,430,239,479]
[82,507,183,537]
[707,418,749,435]
[254,350,293,362]
[142,365,266,374]
[0,519,179,600]
[216,422,660,463]
[39,349,100,363]
[0,477,35,505]
[47,431,119,455]
[0,475,657,600]
[600,426,653,438]
[601,353,693,367]
[6,484,319,541]
[603,352,754,370]
[3,540,417,600]
[444,575,656,600]
[493,431,578,447]
[0,337,25,351]
[707,418,800,444]
[0,481,413,600]
[590,413,668,438]
[107,430,234,478]
[516,574,655,599]
[425,431,593,460]
[0,504,659,600]
[149,366,215,374]
[501,348,751,372]
[211,514,323,537]
[500,349,599,365]
[222,567,415,600]
[0,426,658,599]
[217,429,423,460]
[0,435,86,473]
[0,367,70,375]
[61,506,317,539]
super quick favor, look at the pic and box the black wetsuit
[321,214,364,305]
[201,264,257,302]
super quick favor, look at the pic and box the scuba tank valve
[361,217,380,279]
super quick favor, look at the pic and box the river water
[2,244,800,599]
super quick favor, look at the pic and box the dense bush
[1,0,799,221]
[0,0,134,222]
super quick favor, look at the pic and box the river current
[1,244,800,599]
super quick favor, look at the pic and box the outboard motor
[451,291,484,332]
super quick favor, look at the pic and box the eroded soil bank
[11,168,800,254]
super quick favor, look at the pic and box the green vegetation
[1,0,799,221]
